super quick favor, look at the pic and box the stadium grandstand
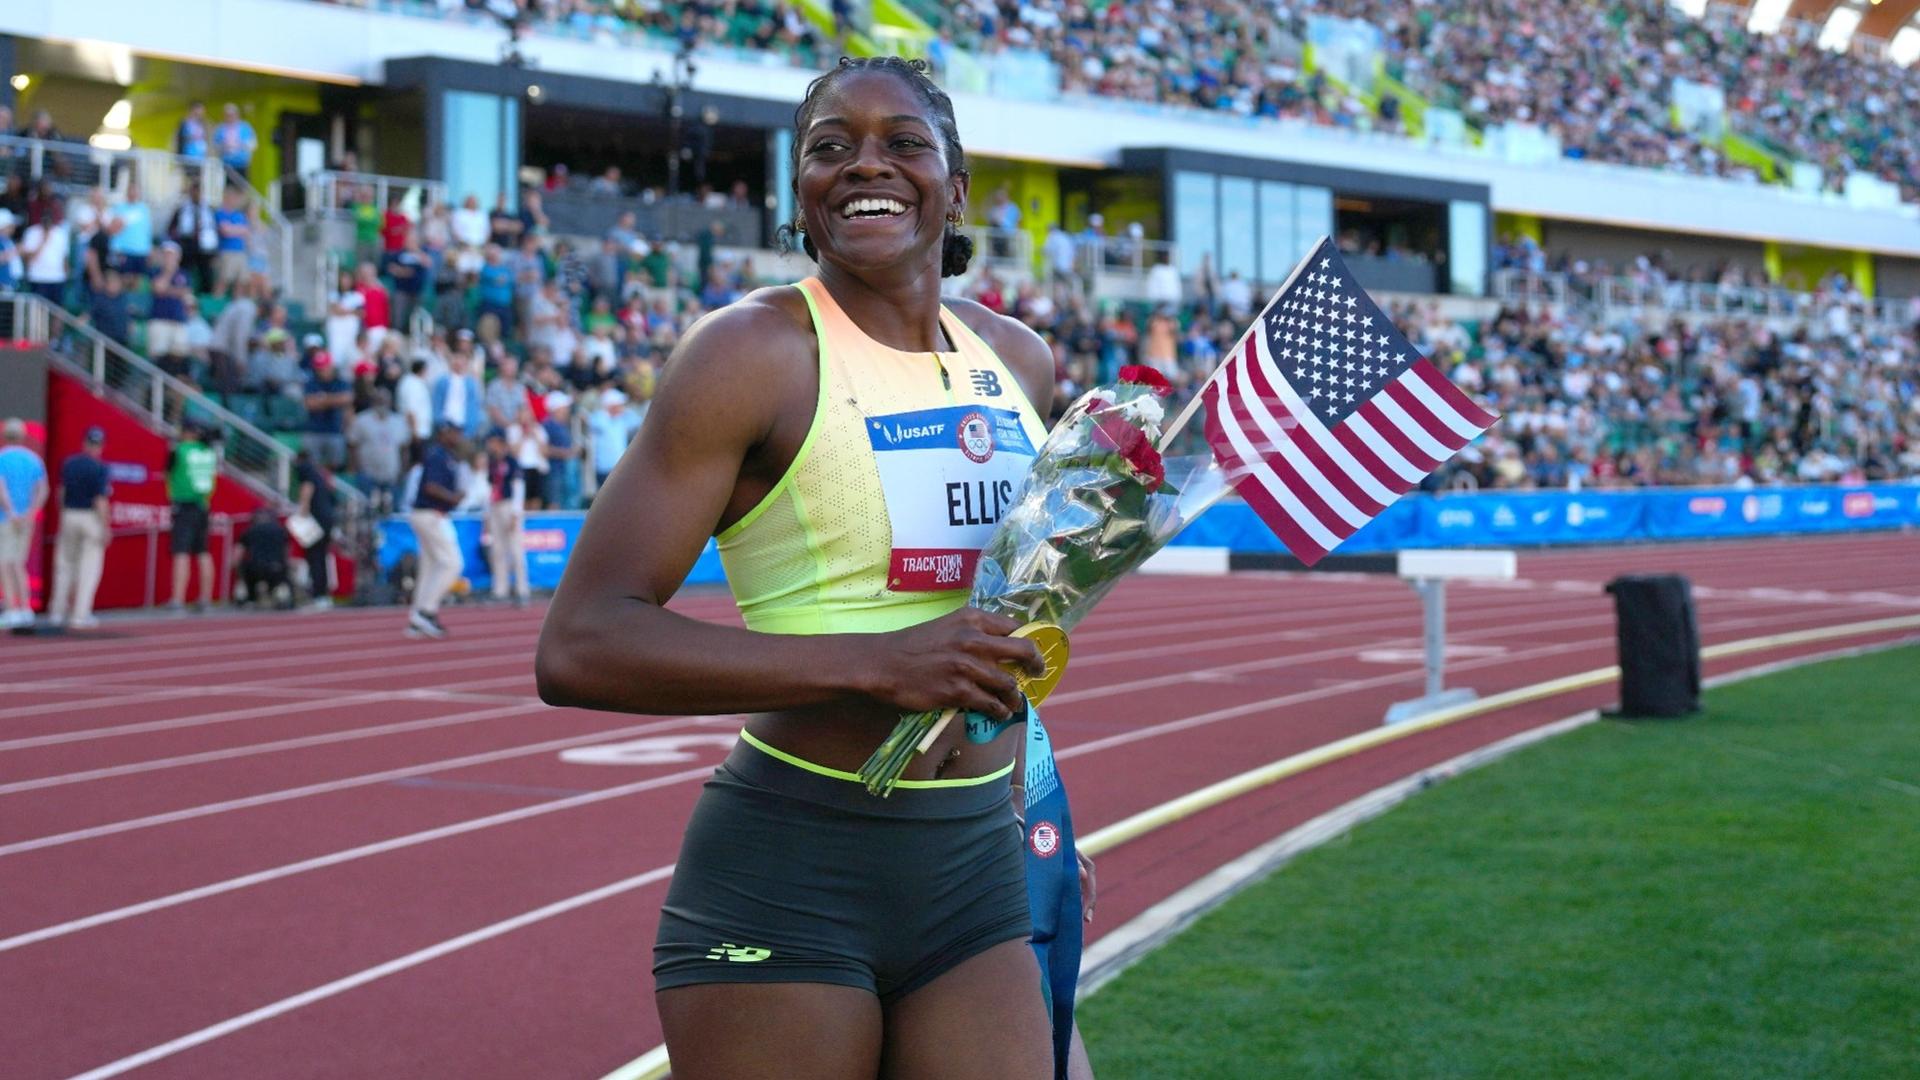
[2,0,1917,1077]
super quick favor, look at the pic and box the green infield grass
[1081,645,1920,1079]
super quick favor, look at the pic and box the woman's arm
[537,296,1041,718]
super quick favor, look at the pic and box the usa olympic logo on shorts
[1028,820,1061,858]
[957,411,994,464]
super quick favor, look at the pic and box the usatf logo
[705,943,772,963]
[875,419,946,445]
[958,411,994,463]
[1028,820,1061,858]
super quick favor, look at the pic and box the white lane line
[0,605,556,676]
[75,601,1916,1079]
[5,587,1572,786]
[0,715,723,857]
[3,609,547,676]
[60,864,678,1080]
[1057,603,1857,761]
[0,690,402,753]
[1,766,712,953]
[0,703,549,795]
[1078,709,1604,997]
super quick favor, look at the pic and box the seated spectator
[250,329,303,396]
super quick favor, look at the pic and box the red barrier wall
[43,371,269,610]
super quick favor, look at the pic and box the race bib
[867,404,1036,592]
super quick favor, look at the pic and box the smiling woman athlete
[537,58,1066,1078]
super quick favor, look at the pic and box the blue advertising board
[378,482,1916,592]
[1175,482,1918,554]
[376,512,727,593]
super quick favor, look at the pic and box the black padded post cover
[1606,574,1701,717]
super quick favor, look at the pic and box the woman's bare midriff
[747,702,1016,782]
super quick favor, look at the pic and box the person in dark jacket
[235,508,291,609]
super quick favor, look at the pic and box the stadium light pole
[663,44,697,201]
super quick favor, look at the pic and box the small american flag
[1196,237,1498,564]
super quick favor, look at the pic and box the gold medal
[1006,622,1070,706]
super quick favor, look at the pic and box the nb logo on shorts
[968,370,1003,397]
[705,942,772,963]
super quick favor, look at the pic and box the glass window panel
[1292,185,1334,252]
[1172,171,1217,277]
[1219,176,1256,281]
[1448,200,1489,296]
[1259,181,1296,288]
[445,91,518,210]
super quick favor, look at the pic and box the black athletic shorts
[171,502,210,556]
[654,732,1031,1003]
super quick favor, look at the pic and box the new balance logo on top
[705,943,772,963]
[969,369,1003,397]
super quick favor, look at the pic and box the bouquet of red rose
[858,366,1235,795]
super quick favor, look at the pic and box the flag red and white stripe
[1196,252,1498,564]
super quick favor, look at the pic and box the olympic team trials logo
[1028,820,1062,858]
[958,411,995,463]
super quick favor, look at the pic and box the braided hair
[776,56,975,278]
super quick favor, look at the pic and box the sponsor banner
[384,484,1916,592]
[1173,482,1919,555]
[377,512,726,592]
[1417,491,1642,546]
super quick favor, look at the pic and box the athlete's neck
[815,260,951,353]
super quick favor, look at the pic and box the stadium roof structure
[1721,0,1920,47]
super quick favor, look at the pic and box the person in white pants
[483,427,529,605]
[51,426,112,629]
[406,421,467,639]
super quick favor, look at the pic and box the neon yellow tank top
[716,277,1048,635]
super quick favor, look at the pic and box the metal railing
[271,170,450,219]
[0,135,301,312]
[1491,269,1917,329]
[961,226,1034,278]
[2,291,299,502]
[1077,237,1181,280]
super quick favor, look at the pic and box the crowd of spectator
[943,0,1920,204]
[303,0,1920,208]
[312,0,831,64]
[954,251,1920,491]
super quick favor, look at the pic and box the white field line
[0,604,553,674]
[0,715,730,857]
[0,766,713,953]
[59,865,680,1080]
[0,690,407,753]
[6,587,1605,785]
[0,584,1524,757]
[0,703,554,795]
[2,608,549,676]
[4,595,1841,854]
[39,613,1920,1078]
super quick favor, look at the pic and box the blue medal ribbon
[967,705,1081,1078]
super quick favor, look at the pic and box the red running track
[3,533,1916,1079]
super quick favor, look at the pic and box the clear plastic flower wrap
[859,367,1236,795]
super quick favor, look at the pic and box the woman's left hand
[1077,849,1097,924]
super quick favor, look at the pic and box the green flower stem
[858,708,945,796]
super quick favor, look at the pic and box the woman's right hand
[859,608,1047,720]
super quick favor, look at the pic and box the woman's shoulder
[672,284,815,371]
[944,297,1053,392]
[651,285,819,421]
